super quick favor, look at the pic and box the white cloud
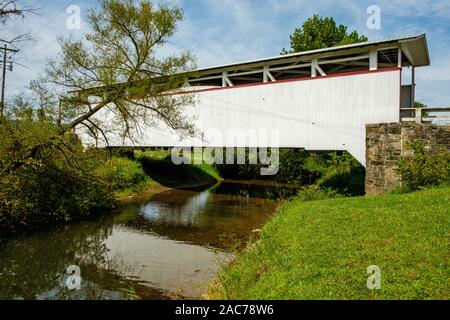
[1,0,449,106]
[2,1,90,98]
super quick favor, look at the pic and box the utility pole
[0,44,18,117]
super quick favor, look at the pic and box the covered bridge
[77,34,431,165]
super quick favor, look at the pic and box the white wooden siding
[77,69,401,165]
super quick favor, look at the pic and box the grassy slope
[115,150,222,201]
[135,150,221,187]
[211,187,449,300]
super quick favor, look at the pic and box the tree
[0,0,27,21]
[282,15,367,54]
[414,101,428,118]
[1,0,196,176]
[396,140,450,190]
[0,95,117,235]
[414,101,427,109]
[0,0,35,42]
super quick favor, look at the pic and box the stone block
[365,123,450,195]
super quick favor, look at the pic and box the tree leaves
[282,15,368,54]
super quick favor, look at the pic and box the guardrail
[401,107,450,124]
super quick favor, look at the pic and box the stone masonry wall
[365,123,450,195]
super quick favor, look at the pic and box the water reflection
[134,187,278,249]
[104,226,229,298]
[141,191,211,226]
[0,181,286,300]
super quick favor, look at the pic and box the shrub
[0,115,117,235]
[396,141,450,190]
[214,149,366,196]
[274,149,311,184]
[388,185,416,195]
[93,156,148,191]
[0,155,115,235]
[216,148,313,183]
[135,150,219,187]
[296,187,342,202]
[304,152,366,196]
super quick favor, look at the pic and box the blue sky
[2,0,450,106]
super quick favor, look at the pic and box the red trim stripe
[163,67,402,96]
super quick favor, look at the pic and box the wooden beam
[380,51,393,64]
[231,76,263,81]
[369,50,378,71]
[222,72,233,87]
[411,67,415,108]
[263,66,276,82]
[318,55,369,65]
[274,70,311,75]
[196,44,400,77]
[311,59,326,77]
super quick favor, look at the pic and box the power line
[20,0,77,60]
[30,0,75,41]
[0,1,77,105]
[13,0,75,53]
[2,0,43,40]
[28,28,73,57]
[9,60,30,70]
[0,45,19,116]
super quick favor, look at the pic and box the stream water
[0,181,295,300]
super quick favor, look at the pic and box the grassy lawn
[134,150,221,187]
[210,187,450,300]
[114,179,160,199]
[111,150,222,201]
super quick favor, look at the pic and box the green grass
[94,150,222,200]
[134,150,221,187]
[93,156,149,191]
[195,163,222,181]
[211,187,450,300]
[135,150,171,161]
[113,179,159,199]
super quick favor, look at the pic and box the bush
[296,187,342,202]
[304,152,366,196]
[135,150,219,187]
[396,141,450,190]
[216,148,315,184]
[0,156,115,235]
[214,149,366,196]
[275,149,312,184]
[0,115,117,235]
[388,185,416,195]
[93,156,148,191]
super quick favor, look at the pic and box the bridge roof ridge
[195,34,429,73]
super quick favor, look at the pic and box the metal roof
[195,34,430,74]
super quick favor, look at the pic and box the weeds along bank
[0,146,220,237]
[0,116,115,236]
[0,145,362,237]
[209,186,450,300]
[0,145,362,236]
[134,150,221,188]
[216,149,366,197]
